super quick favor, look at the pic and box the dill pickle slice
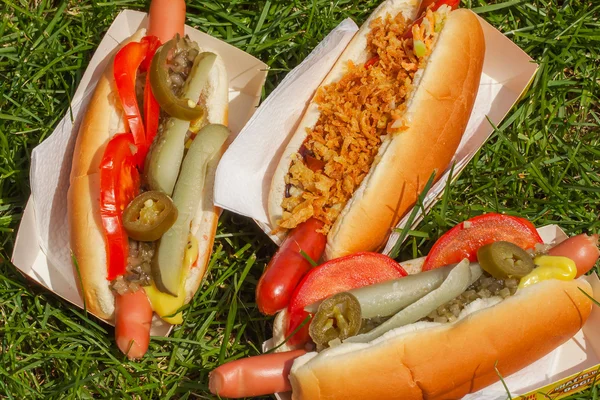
[151,124,229,295]
[145,52,217,195]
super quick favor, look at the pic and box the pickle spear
[152,124,229,295]
[146,52,217,195]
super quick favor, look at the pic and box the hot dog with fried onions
[257,0,485,316]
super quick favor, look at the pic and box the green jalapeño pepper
[122,191,178,242]
[149,36,214,121]
[477,241,535,279]
[309,292,362,348]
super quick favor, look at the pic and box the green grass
[0,0,599,398]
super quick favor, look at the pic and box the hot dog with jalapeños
[68,0,229,358]
[210,215,599,399]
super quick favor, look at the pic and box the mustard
[144,235,199,324]
[518,255,577,289]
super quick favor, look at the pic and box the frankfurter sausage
[148,0,186,43]
[256,218,327,315]
[115,290,153,359]
[209,349,307,398]
[549,233,599,277]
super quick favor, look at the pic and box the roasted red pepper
[403,0,460,39]
[99,133,140,280]
[114,41,148,159]
[422,213,543,271]
[140,36,162,147]
[286,252,407,346]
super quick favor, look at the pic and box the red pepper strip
[403,0,460,39]
[364,55,379,69]
[286,252,407,346]
[139,36,161,73]
[99,133,140,280]
[113,41,149,167]
[422,213,543,271]
[140,36,162,147]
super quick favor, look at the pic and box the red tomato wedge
[422,213,543,271]
[99,133,140,280]
[286,252,407,345]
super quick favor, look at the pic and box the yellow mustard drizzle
[144,235,199,324]
[518,255,577,289]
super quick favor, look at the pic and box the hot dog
[210,223,598,398]
[267,0,485,261]
[257,0,485,316]
[68,0,229,358]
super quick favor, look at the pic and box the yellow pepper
[518,255,577,289]
[144,235,199,324]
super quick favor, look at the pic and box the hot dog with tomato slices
[256,0,485,316]
[68,0,229,358]
[211,215,599,399]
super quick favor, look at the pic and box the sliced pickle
[146,52,217,195]
[151,124,229,295]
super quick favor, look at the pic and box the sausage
[209,350,307,398]
[115,290,153,359]
[548,234,599,277]
[148,0,186,43]
[256,218,327,315]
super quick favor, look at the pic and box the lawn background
[0,0,599,398]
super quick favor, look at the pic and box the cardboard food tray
[11,10,268,335]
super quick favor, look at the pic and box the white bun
[289,278,593,400]
[68,30,229,319]
[268,5,485,260]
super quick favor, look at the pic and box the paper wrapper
[213,16,540,246]
[263,225,600,400]
[11,10,268,333]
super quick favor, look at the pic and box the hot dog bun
[68,29,229,320]
[289,278,593,400]
[268,2,485,260]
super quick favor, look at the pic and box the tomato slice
[403,0,460,39]
[113,41,149,167]
[286,252,407,345]
[422,213,543,271]
[100,133,140,280]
